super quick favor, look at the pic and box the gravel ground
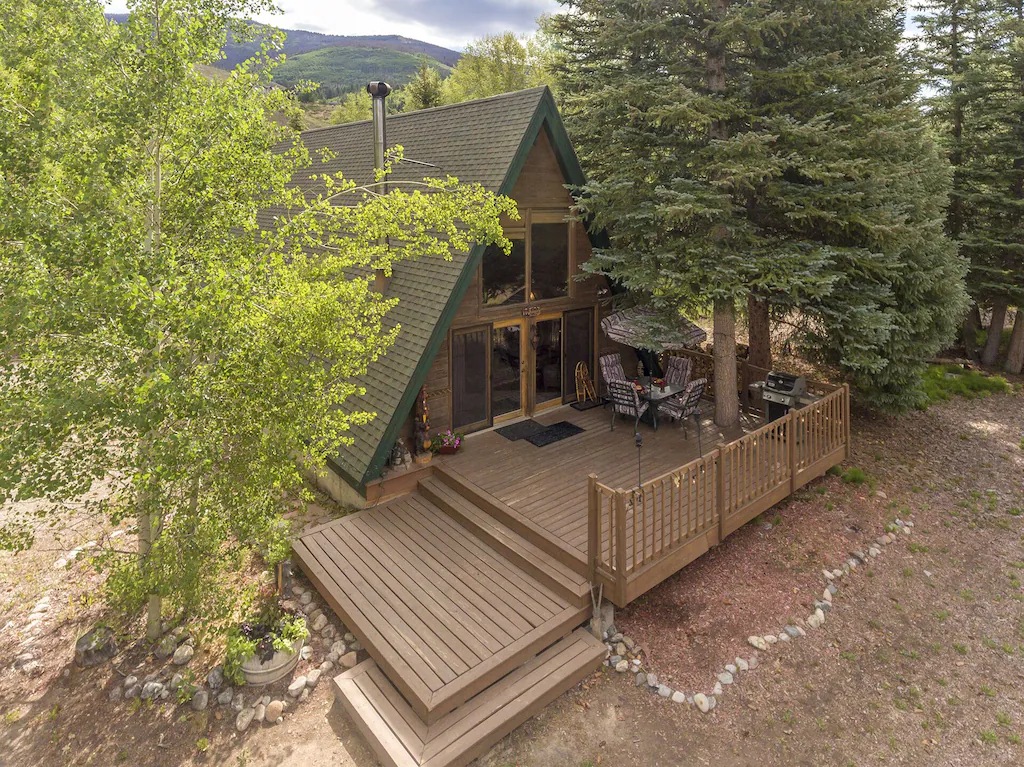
[1,388,1021,767]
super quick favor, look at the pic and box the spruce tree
[547,0,967,413]
[403,59,445,111]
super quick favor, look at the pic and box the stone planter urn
[239,637,304,686]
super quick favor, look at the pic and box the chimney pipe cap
[367,81,392,98]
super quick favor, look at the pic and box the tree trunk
[138,508,162,640]
[1004,308,1024,374]
[962,303,981,362]
[747,294,771,371]
[981,298,1008,367]
[714,298,739,427]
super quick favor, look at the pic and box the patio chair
[663,356,693,389]
[607,380,649,432]
[599,352,628,392]
[657,377,707,455]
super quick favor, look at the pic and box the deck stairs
[292,469,604,767]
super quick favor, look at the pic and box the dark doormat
[525,420,586,447]
[570,398,604,411]
[495,419,547,441]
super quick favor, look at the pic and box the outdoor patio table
[635,377,686,430]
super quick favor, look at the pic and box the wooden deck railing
[588,383,851,606]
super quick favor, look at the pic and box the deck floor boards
[438,402,758,561]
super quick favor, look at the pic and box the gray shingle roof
[299,87,550,488]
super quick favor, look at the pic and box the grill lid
[764,371,806,396]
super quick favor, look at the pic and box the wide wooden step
[334,628,605,767]
[419,475,591,609]
[433,466,589,576]
[293,495,589,724]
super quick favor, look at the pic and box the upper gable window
[482,238,526,307]
[529,223,569,301]
[481,218,571,308]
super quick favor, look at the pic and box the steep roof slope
[296,87,585,490]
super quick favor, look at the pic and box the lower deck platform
[292,493,589,724]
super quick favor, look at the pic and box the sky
[105,1,561,51]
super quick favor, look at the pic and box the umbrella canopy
[600,306,707,351]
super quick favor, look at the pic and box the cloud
[369,0,554,37]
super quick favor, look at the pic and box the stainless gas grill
[762,371,807,423]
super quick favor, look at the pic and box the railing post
[788,408,798,493]
[715,448,725,542]
[842,384,851,460]
[587,474,599,587]
[614,489,628,605]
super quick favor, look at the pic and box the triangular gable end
[356,88,590,490]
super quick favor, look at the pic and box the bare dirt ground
[1,388,1022,767]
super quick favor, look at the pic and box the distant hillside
[273,46,451,98]
[104,15,459,99]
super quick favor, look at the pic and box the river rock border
[602,518,915,714]
[103,576,362,734]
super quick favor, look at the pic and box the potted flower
[224,585,309,686]
[432,429,464,455]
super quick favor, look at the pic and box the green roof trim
[357,87,589,489]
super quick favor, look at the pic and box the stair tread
[419,477,590,600]
[333,628,606,767]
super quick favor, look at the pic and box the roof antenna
[367,81,392,293]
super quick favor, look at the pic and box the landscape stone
[694,693,711,713]
[609,655,622,666]
[191,688,209,711]
[320,660,334,674]
[718,671,733,685]
[254,703,266,723]
[232,692,244,712]
[657,684,672,698]
[763,634,778,645]
[330,640,346,655]
[827,583,838,595]
[299,591,313,605]
[172,643,194,665]
[615,642,627,657]
[340,651,358,669]
[308,608,323,624]
[306,669,322,688]
[236,707,255,732]
[125,684,142,699]
[823,569,834,580]
[635,672,647,687]
[822,589,832,603]
[265,700,284,723]
[610,632,624,643]
[713,682,723,696]
[321,624,337,640]
[299,688,309,702]
[170,673,184,691]
[777,632,790,642]
[624,636,636,651]
[154,633,178,660]
[74,626,118,668]
[707,695,717,711]
[735,658,749,671]
[615,660,629,673]
[140,681,164,700]
[288,677,307,697]
[832,569,844,579]
[725,664,736,675]
[311,614,328,632]
[350,641,363,651]
[815,607,826,624]
[748,656,759,669]
[344,633,355,643]
[646,673,658,688]
[747,636,768,651]
[108,685,123,702]
[217,687,234,706]
[671,691,687,704]
[207,666,224,690]
[784,625,801,639]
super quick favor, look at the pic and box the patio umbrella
[600,306,707,351]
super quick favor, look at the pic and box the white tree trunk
[1004,309,1024,374]
[714,298,739,428]
[981,299,1008,367]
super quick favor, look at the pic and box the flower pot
[239,636,304,686]
[438,445,459,455]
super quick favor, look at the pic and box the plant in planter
[224,585,309,686]
[431,429,464,455]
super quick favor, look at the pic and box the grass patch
[920,364,1010,408]
[841,467,867,485]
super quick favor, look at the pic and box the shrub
[920,365,1009,408]
[841,467,867,485]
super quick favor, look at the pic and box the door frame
[490,318,527,424]
[529,311,565,415]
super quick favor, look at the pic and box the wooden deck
[437,402,758,556]
[292,494,589,725]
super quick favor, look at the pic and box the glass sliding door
[491,323,523,421]
[533,316,563,409]
[563,308,595,403]
[451,327,489,431]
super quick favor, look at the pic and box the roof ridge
[300,86,549,136]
